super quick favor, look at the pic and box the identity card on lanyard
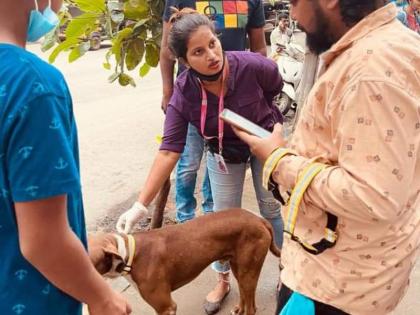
[199,69,229,174]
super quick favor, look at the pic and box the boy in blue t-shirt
[0,1,131,314]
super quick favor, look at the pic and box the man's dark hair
[279,13,289,20]
[339,0,386,26]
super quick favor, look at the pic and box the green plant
[43,0,164,87]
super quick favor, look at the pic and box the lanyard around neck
[199,67,226,154]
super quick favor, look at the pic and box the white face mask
[27,0,59,42]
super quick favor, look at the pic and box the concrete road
[28,44,419,315]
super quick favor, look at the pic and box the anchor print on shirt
[0,188,9,199]
[15,269,28,281]
[49,118,61,130]
[42,284,51,295]
[18,147,33,159]
[55,158,68,170]
[25,186,39,197]
[12,304,26,315]
[33,82,45,94]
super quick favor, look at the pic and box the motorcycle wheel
[276,93,292,116]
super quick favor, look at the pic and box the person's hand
[116,201,148,234]
[88,290,132,315]
[232,123,287,162]
[161,93,171,113]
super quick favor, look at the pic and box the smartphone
[220,109,271,138]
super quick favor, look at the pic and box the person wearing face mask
[116,8,284,315]
[397,0,420,33]
[0,1,132,314]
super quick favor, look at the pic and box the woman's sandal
[203,278,231,315]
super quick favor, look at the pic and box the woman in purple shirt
[117,9,283,314]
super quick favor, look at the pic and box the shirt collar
[321,4,397,67]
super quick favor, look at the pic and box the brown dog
[89,208,281,315]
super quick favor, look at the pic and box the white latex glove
[116,202,149,234]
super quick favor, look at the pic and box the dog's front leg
[139,286,177,315]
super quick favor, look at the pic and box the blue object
[0,43,84,315]
[175,124,214,223]
[27,0,59,42]
[280,292,315,315]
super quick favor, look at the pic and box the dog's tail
[262,219,281,258]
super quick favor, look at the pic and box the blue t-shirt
[163,0,265,51]
[0,44,85,315]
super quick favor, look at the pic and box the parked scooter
[273,42,305,117]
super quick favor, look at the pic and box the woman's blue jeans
[175,124,214,223]
[207,153,284,273]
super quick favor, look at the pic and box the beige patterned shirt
[273,4,420,314]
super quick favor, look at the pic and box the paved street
[29,44,419,315]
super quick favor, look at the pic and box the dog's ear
[88,234,125,276]
[103,241,126,276]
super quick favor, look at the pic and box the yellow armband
[262,148,293,190]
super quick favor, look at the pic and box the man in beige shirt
[235,1,420,314]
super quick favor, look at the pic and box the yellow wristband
[262,147,293,190]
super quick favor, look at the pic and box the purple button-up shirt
[160,51,283,159]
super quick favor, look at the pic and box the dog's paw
[230,305,243,315]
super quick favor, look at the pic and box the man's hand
[232,123,287,162]
[88,290,132,315]
[116,201,149,234]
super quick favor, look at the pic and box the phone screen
[220,109,271,138]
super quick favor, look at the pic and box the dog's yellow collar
[114,233,136,276]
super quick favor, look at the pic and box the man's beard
[300,5,336,55]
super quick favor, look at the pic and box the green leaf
[108,72,120,83]
[118,73,136,87]
[133,18,149,29]
[112,27,133,62]
[124,0,149,20]
[73,0,105,13]
[150,0,164,17]
[103,49,113,70]
[41,28,59,52]
[139,63,150,77]
[68,47,82,63]
[125,38,144,70]
[145,42,159,67]
[68,42,90,63]
[66,12,100,38]
[48,38,79,63]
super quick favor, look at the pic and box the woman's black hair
[168,7,216,60]
[339,0,387,26]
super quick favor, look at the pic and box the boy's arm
[15,195,131,315]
